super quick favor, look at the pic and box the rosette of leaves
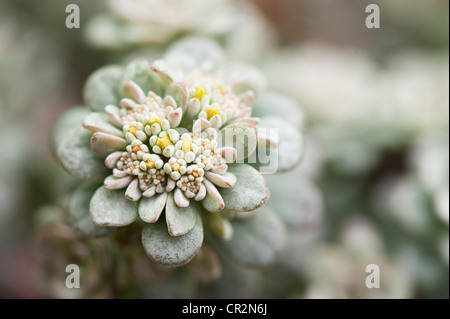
[53,38,304,269]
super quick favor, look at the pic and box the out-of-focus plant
[85,0,275,62]
[300,218,412,299]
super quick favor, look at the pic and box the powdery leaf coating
[52,106,90,153]
[201,179,225,213]
[90,132,127,158]
[69,181,117,237]
[57,127,109,180]
[264,166,323,230]
[253,92,305,128]
[258,116,304,172]
[121,59,165,97]
[165,192,197,236]
[220,164,270,212]
[90,186,138,226]
[202,211,233,240]
[83,65,123,112]
[220,206,286,267]
[138,192,168,223]
[82,112,124,137]
[166,81,189,111]
[221,124,257,161]
[142,213,203,267]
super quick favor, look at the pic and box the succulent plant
[84,0,274,61]
[53,38,304,269]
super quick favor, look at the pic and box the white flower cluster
[102,71,247,206]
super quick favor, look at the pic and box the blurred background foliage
[0,0,448,298]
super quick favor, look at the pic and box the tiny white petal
[126,132,136,142]
[152,146,162,154]
[149,135,158,146]
[136,130,147,141]
[161,119,170,131]
[164,163,172,174]
[155,159,164,169]
[185,151,195,163]
[163,145,175,157]
[171,171,181,180]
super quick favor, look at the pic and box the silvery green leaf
[90,132,127,158]
[69,181,117,237]
[57,127,109,180]
[139,192,168,223]
[264,166,323,230]
[220,123,257,161]
[222,62,266,96]
[220,206,286,267]
[142,212,203,267]
[164,37,224,73]
[83,65,123,112]
[166,192,197,236]
[253,92,305,128]
[52,106,90,153]
[165,81,188,111]
[82,112,124,137]
[202,211,233,240]
[90,186,138,227]
[121,59,165,96]
[257,116,304,172]
[220,164,270,212]
[201,179,225,213]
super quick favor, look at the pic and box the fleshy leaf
[121,59,165,97]
[166,192,197,236]
[202,211,233,240]
[82,112,124,137]
[142,212,203,267]
[253,92,305,128]
[257,116,304,172]
[91,132,127,158]
[57,127,109,180]
[220,164,270,212]
[220,206,286,267]
[83,65,123,112]
[166,81,188,111]
[139,192,168,223]
[264,166,323,230]
[201,179,225,213]
[222,62,266,96]
[164,37,224,74]
[187,245,222,283]
[69,181,117,237]
[90,186,138,226]
[220,123,257,161]
[52,106,90,154]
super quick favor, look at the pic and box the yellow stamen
[147,117,161,126]
[205,106,220,120]
[156,135,172,150]
[181,140,193,153]
[193,87,206,101]
[146,161,155,169]
[128,126,138,135]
